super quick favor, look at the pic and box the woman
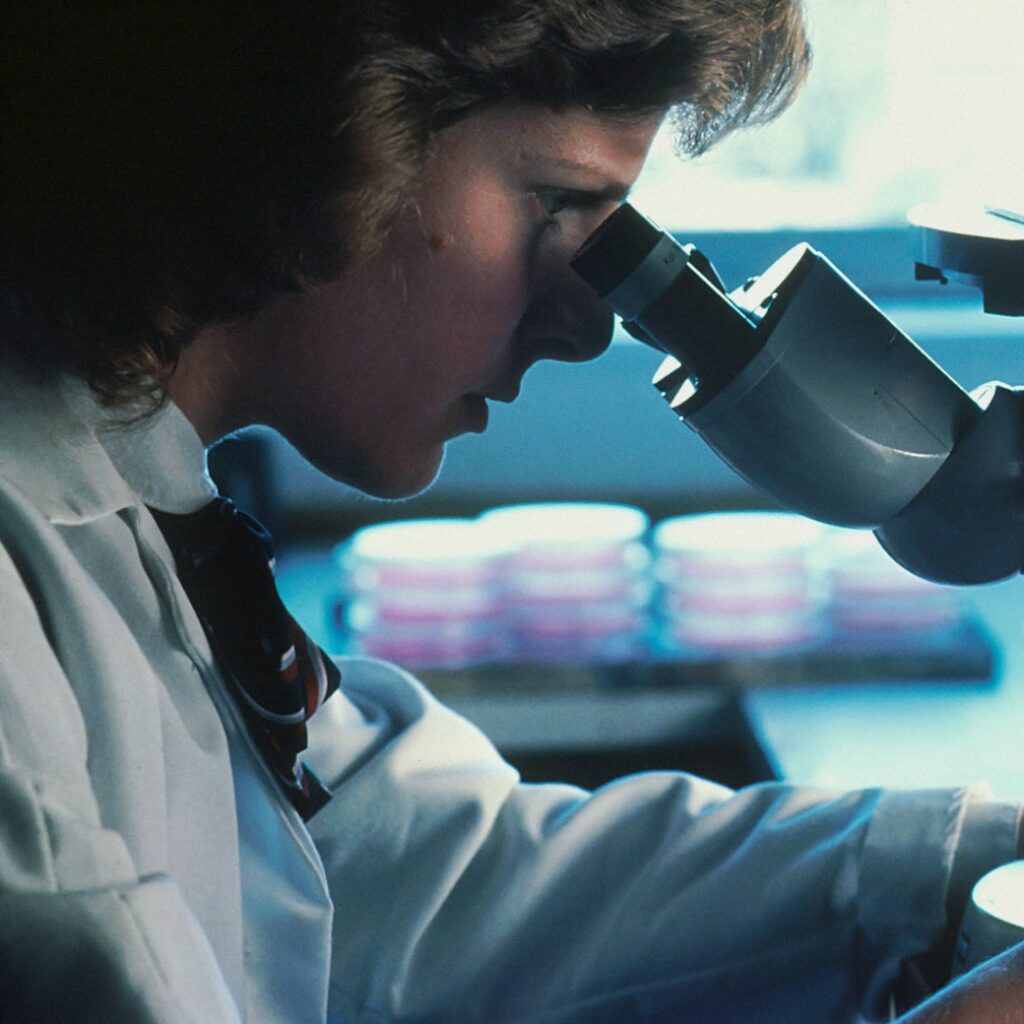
[1,4,1020,1022]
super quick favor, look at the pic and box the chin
[302,439,447,501]
[359,470,442,501]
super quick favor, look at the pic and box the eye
[532,188,614,223]
[526,185,633,250]
[535,190,574,218]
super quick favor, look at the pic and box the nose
[520,228,617,366]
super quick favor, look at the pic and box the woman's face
[240,103,660,498]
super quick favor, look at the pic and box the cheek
[425,184,535,303]
[414,237,532,354]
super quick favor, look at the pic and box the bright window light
[632,0,1024,231]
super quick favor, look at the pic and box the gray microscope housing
[572,202,1024,585]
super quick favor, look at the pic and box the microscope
[572,201,1024,586]
[573,202,1024,977]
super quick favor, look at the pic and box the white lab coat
[0,368,1019,1023]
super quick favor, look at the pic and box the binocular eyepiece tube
[572,203,1024,585]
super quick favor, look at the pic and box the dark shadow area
[502,713,778,792]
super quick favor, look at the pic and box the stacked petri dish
[653,511,829,656]
[478,502,652,663]
[336,518,511,668]
[824,529,963,636]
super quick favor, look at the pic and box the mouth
[476,381,521,404]
[460,378,523,436]
[460,394,489,434]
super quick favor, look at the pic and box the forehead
[430,102,662,183]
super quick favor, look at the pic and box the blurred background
[211,0,1024,800]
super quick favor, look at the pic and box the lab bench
[278,549,1024,801]
[745,579,1024,801]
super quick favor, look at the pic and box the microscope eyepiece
[571,203,664,300]
[572,203,761,404]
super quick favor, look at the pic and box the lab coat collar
[0,364,216,525]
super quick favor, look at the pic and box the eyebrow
[521,152,635,201]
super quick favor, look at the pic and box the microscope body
[572,203,1024,985]
[572,203,1024,585]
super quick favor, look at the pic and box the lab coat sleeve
[307,657,1014,1024]
[0,543,242,1024]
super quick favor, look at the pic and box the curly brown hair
[0,1,809,407]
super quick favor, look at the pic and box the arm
[307,657,1020,1024]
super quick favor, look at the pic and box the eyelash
[533,189,609,222]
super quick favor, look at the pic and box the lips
[458,381,517,437]
[475,374,523,404]
[479,384,520,404]
[460,394,489,434]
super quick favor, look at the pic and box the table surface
[279,548,1024,800]
[746,577,1024,800]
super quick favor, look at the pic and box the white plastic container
[478,502,652,663]
[653,511,828,655]
[824,529,962,634]
[335,518,511,667]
